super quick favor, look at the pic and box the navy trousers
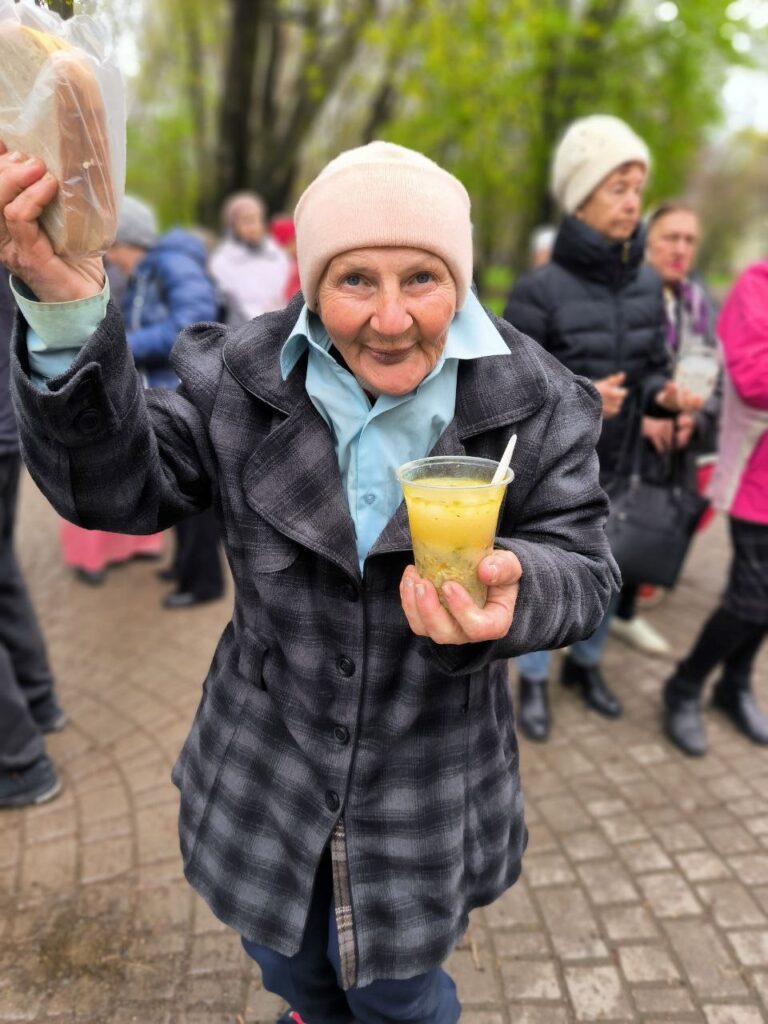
[242,853,461,1024]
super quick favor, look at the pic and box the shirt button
[337,656,355,677]
[334,725,350,745]
[363,493,376,505]
[325,789,341,812]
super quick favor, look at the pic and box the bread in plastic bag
[0,0,125,257]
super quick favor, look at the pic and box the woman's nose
[371,294,413,336]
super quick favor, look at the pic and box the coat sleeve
[719,264,768,411]
[419,372,621,676]
[502,271,550,345]
[127,255,219,368]
[11,301,223,533]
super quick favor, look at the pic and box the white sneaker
[610,616,671,656]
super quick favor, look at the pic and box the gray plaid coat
[12,293,618,987]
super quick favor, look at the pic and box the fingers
[0,151,49,209]
[477,550,522,587]
[400,554,520,644]
[441,580,518,641]
[400,566,465,644]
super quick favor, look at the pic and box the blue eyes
[342,271,433,287]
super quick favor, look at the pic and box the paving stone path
[1,474,767,1023]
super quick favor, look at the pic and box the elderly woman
[504,116,703,742]
[0,141,618,1023]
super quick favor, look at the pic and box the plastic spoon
[491,433,517,485]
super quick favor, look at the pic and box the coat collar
[553,215,645,289]
[225,299,549,577]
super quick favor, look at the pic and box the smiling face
[576,161,647,242]
[646,209,700,284]
[315,247,457,397]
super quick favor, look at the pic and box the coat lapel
[225,301,360,580]
[240,390,360,581]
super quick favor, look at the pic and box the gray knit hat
[551,115,651,214]
[115,196,159,250]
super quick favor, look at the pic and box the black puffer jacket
[504,215,669,477]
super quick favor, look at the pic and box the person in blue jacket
[107,197,225,607]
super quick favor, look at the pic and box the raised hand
[0,143,104,302]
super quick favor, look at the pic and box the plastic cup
[396,455,514,608]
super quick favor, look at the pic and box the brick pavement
[1,473,767,1024]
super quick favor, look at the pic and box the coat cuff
[11,301,143,449]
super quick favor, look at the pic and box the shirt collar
[279,288,508,382]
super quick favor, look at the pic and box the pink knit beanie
[294,141,473,308]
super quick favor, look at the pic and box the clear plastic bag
[0,0,125,257]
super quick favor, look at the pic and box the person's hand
[675,412,696,449]
[642,415,674,454]
[0,143,104,302]
[654,380,704,415]
[593,372,627,419]
[399,549,523,645]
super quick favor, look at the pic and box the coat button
[341,583,358,602]
[325,789,340,812]
[74,408,103,435]
[337,656,355,677]
[333,725,350,745]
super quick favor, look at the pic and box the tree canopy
[43,0,763,277]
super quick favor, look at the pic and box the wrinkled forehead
[322,246,450,275]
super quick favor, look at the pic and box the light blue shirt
[15,281,509,568]
[280,290,509,568]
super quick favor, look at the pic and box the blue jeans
[515,592,620,680]
[242,852,461,1024]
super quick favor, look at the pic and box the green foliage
[380,0,751,277]
[97,0,759,271]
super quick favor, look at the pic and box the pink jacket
[709,261,768,524]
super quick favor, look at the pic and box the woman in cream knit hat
[1,138,619,1021]
[505,114,704,744]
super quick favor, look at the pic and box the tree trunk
[213,0,381,216]
[214,0,263,211]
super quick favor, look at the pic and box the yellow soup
[401,476,506,606]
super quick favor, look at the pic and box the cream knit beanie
[551,115,651,214]
[294,141,473,308]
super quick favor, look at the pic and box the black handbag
[604,412,710,589]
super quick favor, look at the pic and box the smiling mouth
[367,347,412,365]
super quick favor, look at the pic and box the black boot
[518,677,550,742]
[663,674,707,756]
[560,657,622,718]
[711,680,768,745]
